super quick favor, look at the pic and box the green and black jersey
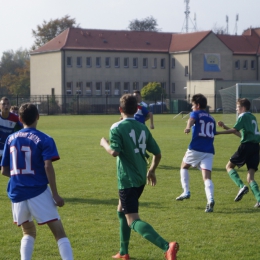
[234,112,260,143]
[109,118,160,189]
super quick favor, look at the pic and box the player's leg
[112,199,131,259]
[123,186,179,260]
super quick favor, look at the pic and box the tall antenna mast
[226,15,229,34]
[234,14,239,35]
[194,13,197,31]
[181,0,196,33]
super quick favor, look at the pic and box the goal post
[219,82,260,124]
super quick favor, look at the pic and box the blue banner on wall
[204,53,221,71]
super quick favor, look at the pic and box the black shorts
[119,185,145,214]
[230,142,260,171]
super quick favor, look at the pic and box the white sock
[20,235,35,260]
[180,168,190,193]
[204,179,214,203]
[58,237,73,260]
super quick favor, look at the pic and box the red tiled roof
[217,32,260,55]
[31,28,173,54]
[169,31,212,52]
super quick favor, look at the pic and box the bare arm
[148,112,154,129]
[45,160,64,207]
[184,118,195,134]
[1,166,10,178]
[100,137,119,157]
[217,121,241,137]
[147,153,161,186]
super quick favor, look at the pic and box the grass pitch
[0,114,259,260]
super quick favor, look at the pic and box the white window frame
[143,58,148,68]
[76,82,83,95]
[105,82,111,95]
[67,57,72,67]
[86,57,92,68]
[96,57,101,68]
[66,82,72,95]
[133,58,138,68]
[77,57,82,67]
[124,58,129,68]
[105,57,110,68]
[123,82,129,93]
[114,82,121,96]
[115,57,120,68]
[95,82,102,95]
[86,82,92,95]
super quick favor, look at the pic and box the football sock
[180,168,190,193]
[20,235,35,260]
[249,181,260,202]
[130,219,169,252]
[117,211,131,255]
[57,237,73,260]
[228,169,244,188]
[204,179,214,202]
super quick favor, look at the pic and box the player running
[1,103,73,260]
[176,94,217,213]
[217,98,260,207]
[100,94,179,260]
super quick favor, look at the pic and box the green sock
[117,211,131,255]
[228,169,244,188]
[249,181,260,202]
[130,219,169,252]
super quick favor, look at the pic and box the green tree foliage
[128,16,160,31]
[141,82,165,103]
[32,15,79,49]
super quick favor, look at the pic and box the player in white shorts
[176,94,218,213]
[1,103,73,260]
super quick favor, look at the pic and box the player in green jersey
[100,94,179,260]
[218,98,260,207]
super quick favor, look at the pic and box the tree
[128,16,160,31]
[141,82,165,103]
[32,15,79,49]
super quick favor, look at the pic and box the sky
[0,0,259,56]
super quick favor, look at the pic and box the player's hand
[217,121,224,127]
[184,128,190,134]
[150,124,154,129]
[147,170,157,186]
[100,137,109,147]
[53,194,65,207]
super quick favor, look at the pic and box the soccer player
[217,98,260,207]
[1,103,73,260]
[10,105,19,115]
[176,94,217,213]
[100,94,179,260]
[133,90,154,129]
[0,97,22,161]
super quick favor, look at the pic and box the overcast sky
[0,0,259,56]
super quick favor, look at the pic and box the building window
[77,57,82,67]
[66,82,72,95]
[185,66,189,76]
[115,57,120,68]
[251,60,256,70]
[51,88,55,95]
[86,57,92,67]
[86,82,92,95]
[133,82,139,91]
[143,58,148,68]
[95,82,102,95]
[105,57,110,68]
[96,57,101,68]
[161,82,166,91]
[171,83,175,93]
[76,82,82,95]
[243,60,248,70]
[235,60,240,70]
[171,58,175,68]
[161,58,165,69]
[143,82,148,87]
[123,82,129,93]
[124,58,129,68]
[67,57,72,67]
[105,82,111,95]
[114,82,121,96]
[152,58,157,69]
[133,58,138,68]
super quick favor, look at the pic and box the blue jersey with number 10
[1,128,60,203]
[188,110,216,154]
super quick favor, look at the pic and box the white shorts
[12,187,60,226]
[183,149,214,171]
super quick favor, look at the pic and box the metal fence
[5,94,223,115]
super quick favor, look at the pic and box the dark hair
[237,98,250,110]
[19,103,39,125]
[0,96,9,103]
[133,90,141,95]
[120,94,137,115]
[191,94,207,109]
[10,105,19,111]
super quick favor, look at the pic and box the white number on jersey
[252,120,260,135]
[10,146,34,175]
[198,120,214,138]
[129,129,146,154]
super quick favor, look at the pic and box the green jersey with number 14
[109,118,160,189]
[233,112,260,143]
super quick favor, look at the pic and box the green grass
[1,114,260,259]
